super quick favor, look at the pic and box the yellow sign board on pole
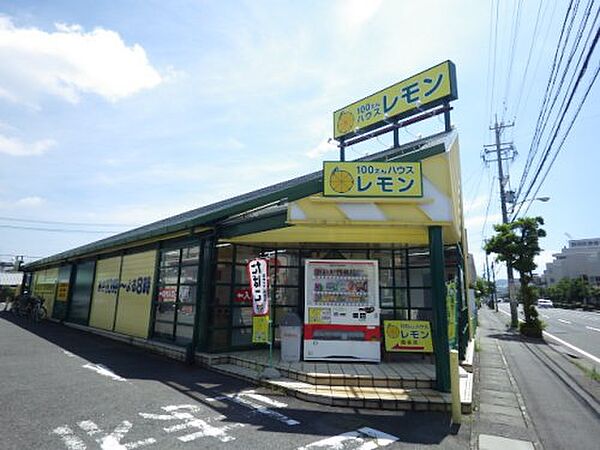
[252,315,270,344]
[333,60,457,139]
[323,161,422,197]
[384,320,433,353]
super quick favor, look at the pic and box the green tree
[471,277,495,307]
[484,217,546,337]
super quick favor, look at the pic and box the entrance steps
[196,350,472,413]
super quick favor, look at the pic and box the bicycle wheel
[38,306,48,321]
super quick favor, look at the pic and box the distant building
[543,238,600,286]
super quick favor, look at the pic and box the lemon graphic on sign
[336,111,355,135]
[386,323,400,339]
[329,167,354,193]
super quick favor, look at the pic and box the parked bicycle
[11,293,47,322]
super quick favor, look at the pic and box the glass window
[154,320,174,338]
[276,266,299,285]
[236,246,260,264]
[395,289,409,308]
[410,289,432,308]
[394,249,407,268]
[394,268,408,287]
[155,302,176,322]
[161,249,180,267]
[411,310,433,322]
[180,265,198,284]
[234,265,249,285]
[177,304,195,325]
[175,324,194,343]
[217,244,233,263]
[408,249,429,266]
[231,328,253,346]
[158,285,178,303]
[178,285,197,303]
[275,252,299,267]
[181,246,200,265]
[232,307,253,327]
[380,308,395,322]
[275,287,299,306]
[214,285,231,306]
[380,288,394,308]
[159,266,179,285]
[379,269,394,287]
[211,306,231,327]
[409,268,431,287]
[395,309,410,320]
[216,264,232,283]
[371,250,393,268]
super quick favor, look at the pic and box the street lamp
[508,196,550,214]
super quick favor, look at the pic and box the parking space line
[586,326,600,333]
[557,319,571,325]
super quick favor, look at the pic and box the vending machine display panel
[304,259,381,362]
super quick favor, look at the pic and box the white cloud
[0,133,56,156]
[0,16,162,104]
[464,213,502,230]
[306,137,338,159]
[15,196,44,207]
[336,0,383,31]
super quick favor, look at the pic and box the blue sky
[0,1,598,277]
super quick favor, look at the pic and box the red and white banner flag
[247,258,269,316]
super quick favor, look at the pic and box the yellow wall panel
[89,256,122,331]
[33,268,58,316]
[114,250,157,338]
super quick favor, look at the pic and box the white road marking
[240,390,288,408]
[586,326,600,332]
[82,363,126,382]
[557,319,571,324]
[206,391,300,426]
[298,427,399,450]
[139,404,241,443]
[51,426,87,450]
[63,350,77,358]
[53,421,156,450]
[498,309,600,365]
[541,314,549,319]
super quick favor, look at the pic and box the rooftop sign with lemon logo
[323,161,422,197]
[333,60,457,140]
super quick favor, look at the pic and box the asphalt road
[0,312,469,450]
[482,309,600,450]
[497,303,600,366]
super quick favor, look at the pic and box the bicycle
[30,296,47,322]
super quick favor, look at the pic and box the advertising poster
[384,320,433,352]
[252,315,269,344]
[446,279,457,348]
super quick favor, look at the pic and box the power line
[514,19,600,218]
[0,216,137,227]
[0,224,121,234]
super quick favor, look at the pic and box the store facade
[23,129,472,392]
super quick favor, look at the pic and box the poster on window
[247,258,269,316]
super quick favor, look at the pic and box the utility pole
[483,116,518,326]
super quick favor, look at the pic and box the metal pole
[492,116,518,327]
[339,140,346,162]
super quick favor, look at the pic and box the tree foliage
[484,217,546,337]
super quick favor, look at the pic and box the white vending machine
[303,259,381,362]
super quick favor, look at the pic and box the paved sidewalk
[473,308,538,449]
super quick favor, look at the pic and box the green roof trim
[25,130,454,270]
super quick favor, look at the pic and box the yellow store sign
[333,60,457,139]
[323,162,422,197]
[384,320,433,353]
